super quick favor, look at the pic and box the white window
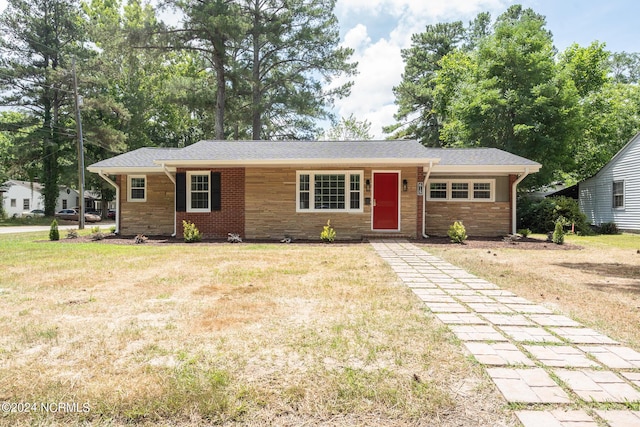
[296,171,363,213]
[128,175,146,202]
[187,171,210,212]
[613,181,624,209]
[23,199,29,210]
[10,199,16,207]
[427,179,495,202]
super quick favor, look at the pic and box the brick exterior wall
[176,168,245,239]
[425,202,511,237]
[118,173,174,236]
[244,167,419,240]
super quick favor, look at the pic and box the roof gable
[591,131,640,180]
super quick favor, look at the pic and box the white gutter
[162,164,177,237]
[511,168,530,235]
[422,161,433,238]
[98,171,120,235]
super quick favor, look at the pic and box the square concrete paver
[554,369,640,403]
[528,314,582,327]
[621,372,640,388]
[516,410,597,427]
[505,304,553,314]
[416,294,457,303]
[467,303,514,313]
[466,282,500,290]
[550,327,619,345]
[449,325,507,341]
[456,295,496,304]
[423,302,468,313]
[493,296,534,305]
[578,345,640,369]
[478,289,516,297]
[524,345,601,368]
[445,289,478,296]
[486,368,571,403]
[482,313,534,326]
[434,313,487,325]
[464,342,534,366]
[499,326,562,343]
[596,410,640,427]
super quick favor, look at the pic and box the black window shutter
[176,172,186,212]
[211,172,221,211]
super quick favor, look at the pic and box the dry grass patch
[420,233,640,348]
[0,234,510,426]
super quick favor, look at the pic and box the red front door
[373,172,399,230]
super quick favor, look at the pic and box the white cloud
[332,0,512,139]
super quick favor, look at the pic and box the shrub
[49,219,59,241]
[91,226,100,234]
[518,195,591,234]
[320,220,336,243]
[448,221,467,244]
[598,222,619,235]
[109,225,116,234]
[517,228,531,238]
[183,220,202,243]
[552,218,565,245]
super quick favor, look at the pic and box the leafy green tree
[320,114,372,140]
[0,0,89,215]
[439,6,581,187]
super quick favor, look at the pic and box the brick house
[87,140,540,240]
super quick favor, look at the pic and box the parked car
[55,209,102,223]
[107,209,116,220]
[20,209,45,219]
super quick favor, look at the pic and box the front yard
[0,233,508,426]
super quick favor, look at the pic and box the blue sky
[1,0,639,138]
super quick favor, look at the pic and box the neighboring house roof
[1,180,79,194]
[583,131,640,181]
[88,140,541,174]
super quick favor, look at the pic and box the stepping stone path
[371,240,640,427]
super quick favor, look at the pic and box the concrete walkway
[371,240,640,427]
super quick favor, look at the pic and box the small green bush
[552,219,565,245]
[183,220,202,243]
[49,219,59,241]
[517,228,531,238]
[320,220,336,243]
[448,221,467,244]
[598,222,619,235]
[109,225,116,234]
[91,226,100,234]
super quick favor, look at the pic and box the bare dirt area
[420,234,640,349]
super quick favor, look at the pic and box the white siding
[1,181,79,217]
[579,133,640,231]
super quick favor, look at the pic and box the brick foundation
[425,202,511,237]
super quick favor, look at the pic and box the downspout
[511,167,530,235]
[162,164,177,237]
[98,171,120,235]
[422,161,433,238]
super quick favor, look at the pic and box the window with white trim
[10,199,16,207]
[128,175,146,202]
[23,199,29,210]
[297,171,363,212]
[427,179,495,202]
[187,171,210,212]
[613,181,624,209]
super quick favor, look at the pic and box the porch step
[361,233,414,241]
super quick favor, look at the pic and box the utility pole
[72,58,85,230]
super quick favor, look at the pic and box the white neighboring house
[1,180,80,217]
[579,132,640,231]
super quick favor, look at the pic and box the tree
[0,0,89,215]
[320,114,372,140]
[384,21,466,146]
[236,0,356,140]
[438,6,581,186]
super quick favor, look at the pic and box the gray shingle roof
[163,139,434,161]
[87,140,540,170]
[423,148,540,166]
[88,147,182,169]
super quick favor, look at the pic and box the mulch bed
[52,233,581,250]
